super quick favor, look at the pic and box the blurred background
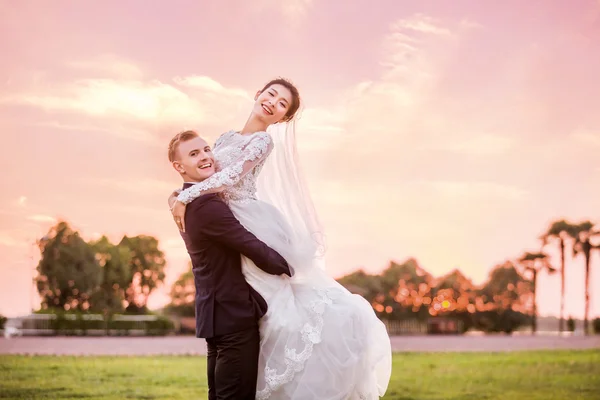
[1,0,599,337]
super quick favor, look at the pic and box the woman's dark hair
[260,77,301,122]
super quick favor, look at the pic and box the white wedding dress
[177,129,392,400]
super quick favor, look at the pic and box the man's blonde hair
[168,130,199,162]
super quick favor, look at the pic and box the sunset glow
[1,0,599,319]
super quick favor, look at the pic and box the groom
[168,130,292,400]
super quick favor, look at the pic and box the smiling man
[168,130,292,400]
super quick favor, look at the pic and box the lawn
[1,350,598,399]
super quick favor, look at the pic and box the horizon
[1,0,599,319]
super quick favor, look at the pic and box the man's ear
[172,160,185,175]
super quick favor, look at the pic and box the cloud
[87,178,176,196]
[26,215,57,223]
[280,0,314,20]
[292,12,566,204]
[1,78,199,120]
[66,54,144,79]
[536,128,600,162]
[173,75,249,98]
[295,106,346,151]
[393,14,452,36]
[570,128,600,147]
[25,120,159,145]
[17,196,27,207]
[419,133,516,155]
[0,232,25,247]
[313,14,460,159]
[0,72,253,138]
[249,0,315,25]
[459,19,484,30]
[410,180,529,201]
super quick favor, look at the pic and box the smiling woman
[252,78,301,124]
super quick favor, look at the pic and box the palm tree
[518,251,556,333]
[541,220,578,333]
[572,221,599,335]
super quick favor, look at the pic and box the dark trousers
[206,326,260,400]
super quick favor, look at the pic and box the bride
[169,78,391,399]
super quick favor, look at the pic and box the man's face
[172,137,215,181]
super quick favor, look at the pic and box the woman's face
[252,84,293,125]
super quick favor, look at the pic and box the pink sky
[1,0,599,320]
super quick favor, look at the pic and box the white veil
[257,117,327,268]
[245,114,392,400]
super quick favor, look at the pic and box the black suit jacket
[179,186,291,339]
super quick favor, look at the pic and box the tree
[379,259,434,321]
[89,236,133,314]
[337,258,436,321]
[541,220,578,333]
[119,235,167,312]
[36,221,101,311]
[517,251,555,333]
[566,316,576,332]
[430,269,477,332]
[337,269,383,304]
[165,264,195,317]
[571,221,599,335]
[475,261,532,333]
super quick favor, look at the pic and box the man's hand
[169,195,187,232]
[168,191,178,208]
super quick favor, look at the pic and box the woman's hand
[168,193,187,232]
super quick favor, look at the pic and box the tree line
[10,218,598,335]
[165,218,599,334]
[335,219,599,334]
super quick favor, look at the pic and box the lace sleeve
[213,131,228,149]
[176,133,273,205]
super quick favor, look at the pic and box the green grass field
[1,350,599,399]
